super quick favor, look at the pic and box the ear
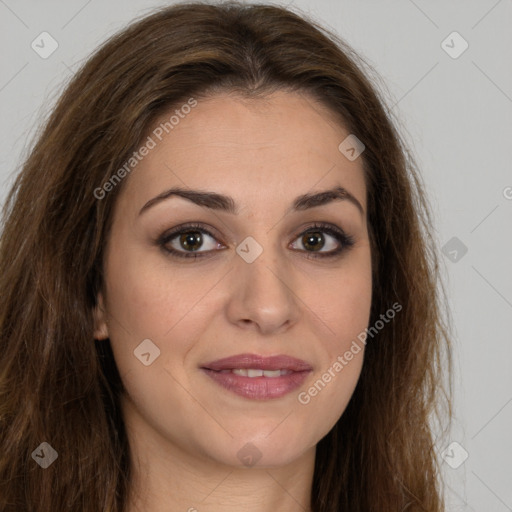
[93,291,109,340]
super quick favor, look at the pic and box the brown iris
[180,231,203,251]
[302,231,325,252]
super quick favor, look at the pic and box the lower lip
[201,369,311,400]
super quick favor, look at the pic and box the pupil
[180,232,202,251]
[303,231,324,251]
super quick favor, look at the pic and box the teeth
[262,370,282,377]
[231,369,288,377]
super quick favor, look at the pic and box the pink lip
[200,353,312,400]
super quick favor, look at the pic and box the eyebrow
[138,185,365,217]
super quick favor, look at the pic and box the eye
[157,223,226,259]
[289,222,355,259]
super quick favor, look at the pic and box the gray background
[1,0,511,509]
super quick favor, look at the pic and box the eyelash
[156,222,355,260]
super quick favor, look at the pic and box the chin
[197,425,317,469]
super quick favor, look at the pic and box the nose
[224,242,301,335]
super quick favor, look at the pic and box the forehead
[118,90,367,215]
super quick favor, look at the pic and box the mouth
[200,353,312,400]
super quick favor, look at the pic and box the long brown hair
[0,2,452,510]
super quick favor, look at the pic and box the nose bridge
[226,232,300,333]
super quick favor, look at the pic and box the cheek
[296,349,363,447]
[103,244,212,339]
[101,243,226,384]
[297,251,371,424]
[310,250,372,347]
[295,271,370,438]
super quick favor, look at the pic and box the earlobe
[93,292,109,340]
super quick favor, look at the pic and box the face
[94,90,372,469]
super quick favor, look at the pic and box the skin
[94,90,372,512]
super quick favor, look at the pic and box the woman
[0,2,452,511]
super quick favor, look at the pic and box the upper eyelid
[158,223,224,244]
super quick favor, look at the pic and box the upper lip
[201,353,312,372]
